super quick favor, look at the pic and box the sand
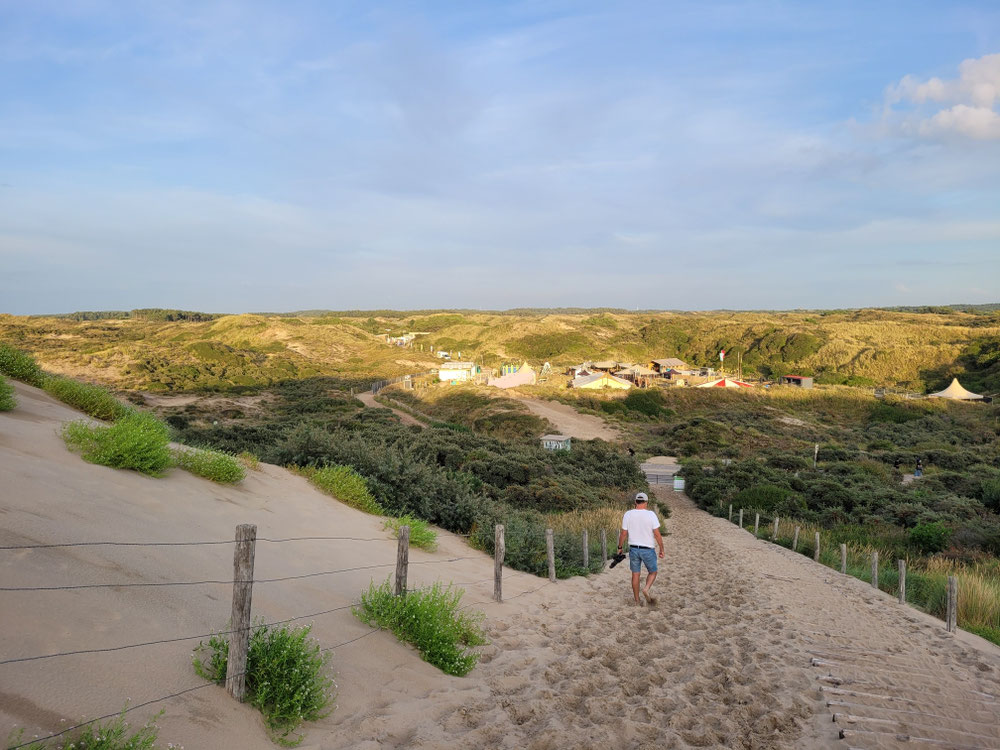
[3,380,999,749]
[356,390,425,427]
[511,396,621,441]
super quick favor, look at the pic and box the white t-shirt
[622,508,660,549]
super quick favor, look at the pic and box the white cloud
[886,53,1000,140]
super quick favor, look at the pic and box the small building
[540,434,572,451]
[438,361,477,382]
[649,358,689,373]
[781,375,813,389]
[591,360,620,372]
[435,350,451,360]
[571,372,632,390]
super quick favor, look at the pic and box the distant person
[915,458,923,478]
[617,492,665,606]
[893,457,901,473]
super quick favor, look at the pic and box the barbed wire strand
[0,557,474,592]
[0,536,389,551]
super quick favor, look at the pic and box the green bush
[384,514,437,550]
[0,343,46,386]
[733,484,791,512]
[8,709,162,750]
[193,621,333,745]
[308,464,385,515]
[62,412,172,476]
[983,479,1000,514]
[174,446,246,484]
[43,375,134,421]
[910,522,952,554]
[0,376,14,411]
[355,579,487,676]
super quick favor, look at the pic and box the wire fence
[0,521,611,747]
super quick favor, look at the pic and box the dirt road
[356,390,425,427]
[514,396,621,441]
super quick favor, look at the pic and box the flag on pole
[719,349,726,362]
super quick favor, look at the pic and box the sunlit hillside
[1,307,998,392]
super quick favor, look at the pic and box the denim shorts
[629,547,658,573]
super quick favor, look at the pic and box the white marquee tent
[928,378,983,400]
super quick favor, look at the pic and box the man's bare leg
[642,572,658,604]
[631,572,642,604]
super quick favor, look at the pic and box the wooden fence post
[582,530,589,570]
[494,524,505,603]
[545,528,556,582]
[600,529,607,569]
[738,509,744,529]
[898,560,906,604]
[840,544,847,574]
[772,517,779,539]
[793,526,800,551]
[728,504,733,521]
[754,513,760,536]
[871,551,879,589]
[946,575,957,633]
[227,523,256,702]
[814,532,821,562]
[394,525,410,596]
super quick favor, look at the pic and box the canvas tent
[697,378,752,388]
[572,372,632,390]
[489,362,537,389]
[928,378,983,400]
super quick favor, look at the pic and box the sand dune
[2,380,999,749]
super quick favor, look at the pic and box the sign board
[673,477,685,492]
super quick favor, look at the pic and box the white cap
[635,492,648,503]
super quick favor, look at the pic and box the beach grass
[302,465,385,515]
[5,709,162,750]
[383,514,437,550]
[43,375,134,422]
[173,446,246,484]
[62,412,172,477]
[0,376,14,411]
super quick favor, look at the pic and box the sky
[2,0,999,314]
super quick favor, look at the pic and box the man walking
[617,492,665,606]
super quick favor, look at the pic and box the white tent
[489,363,537,389]
[928,378,983,400]
[696,378,753,388]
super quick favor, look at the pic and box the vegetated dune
[3,381,1000,749]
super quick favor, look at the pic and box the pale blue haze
[1,1,999,313]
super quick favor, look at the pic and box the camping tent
[488,363,537,389]
[697,378,752,388]
[571,372,632,390]
[928,378,983,400]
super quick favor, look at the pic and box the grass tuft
[383,514,437,550]
[238,450,260,470]
[173,446,246,484]
[304,465,385,515]
[43,375,134,421]
[0,343,46,387]
[62,411,172,476]
[193,621,334,746]
[0,376,14,412]
[354,579,487,676]
[6,708,162,749]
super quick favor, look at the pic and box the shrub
[0,343,46,386]
[174,446,247,484]
[733,484,791,512]
[62,412,172,476]
[910,522,952,554]
[0,376,14,411]
[384,514,437,550]
[7,708,162,750]
[43,376,134,421]
[308,465,385,515]
[983,479,1000,514]
[238,450,261,470]
[193,621,333,744]
[354,579,487,676]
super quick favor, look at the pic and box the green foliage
[984,479,1000,513]
[62,412,172,476]
[621,389,672,418]
[582,314,618,329]
[355,579,487,676]
[173,446,246,484]
[6,709,162,750]
[0,343,46,386]
[733,484,792,512]
[512,331,590,359]
[308,464,385,515]
[131,308,220,322]
[193,621,333,745]
[43,376,134,421]
[869,402,923,424]
[384,514,437,550]
[910,522,952,554]
[0,376,14,411]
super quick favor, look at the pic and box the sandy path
[356,390,425,427]
[513,396,621,441]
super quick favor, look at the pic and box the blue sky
[2,1,999,314]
